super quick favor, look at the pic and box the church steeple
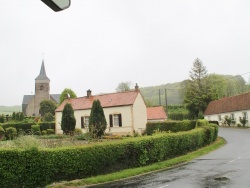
[34,59,50,115]
[35,60,50,81]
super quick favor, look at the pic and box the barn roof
[204,92,250,115]
[56,90,140,112]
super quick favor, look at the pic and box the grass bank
[48,137,226,188]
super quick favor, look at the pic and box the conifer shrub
[61,103,76,134]
[89,99,107,138]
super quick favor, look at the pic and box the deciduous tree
[116,82,131,92]
[40,100,57,116]
[59,88,77,104]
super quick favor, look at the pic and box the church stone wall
[34,82,50,116]
[26,97,35,116]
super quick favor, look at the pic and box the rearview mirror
[41,0,71,12]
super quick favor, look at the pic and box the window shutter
[109,115,113,127]
[81,117,84,128]
[118,114,122,127]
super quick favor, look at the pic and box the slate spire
[35,59,50,81]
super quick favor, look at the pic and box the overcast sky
[1,0,250,106]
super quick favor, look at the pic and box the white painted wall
[55,93,147,135]
[132,93,147,134]
[204,110,250,127]
[56,105,136,135]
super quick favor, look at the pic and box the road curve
[89,127,250,188]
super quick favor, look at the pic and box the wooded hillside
[140,74,250,107]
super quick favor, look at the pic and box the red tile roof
[204,92,250,115]
[56,91,140,112]
[147,106,167,120]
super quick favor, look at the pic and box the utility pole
[165,89,168,116]
[159,89,161,106]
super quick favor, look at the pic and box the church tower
[34,60,50,115]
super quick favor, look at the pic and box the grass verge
[48,137,226,188]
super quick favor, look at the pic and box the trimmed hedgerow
[40,122,55,131]
[196,119,209,127]
[209,121,219,126]
[0,124,218,188]
[0,122,55,134]
[1,123,33,133]
[146,120,197,135]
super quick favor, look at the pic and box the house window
[243,112,248,120]
[230,113,235,120]
[218,115,222,121]
[81,116,89,128]
[109,114,122,127]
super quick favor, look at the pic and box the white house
[55,85,148,135]
[204,92,250,126]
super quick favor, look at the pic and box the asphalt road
[89,127,250,188]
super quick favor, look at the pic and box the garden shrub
[196,119,209,127]
[74,128,83,135]
[43,112,54,122]
[40,122,55,131]
[42,130,47,135]
[46,129,55,135]
[12,135,44,150]
[0,126,5,140]
[76,132,93,141]
[17,128,25,136]
[1,123,33,133]
[1,122,55,134]
[31,124,41,135]
[5,127,17,140]
[0,115,4,123]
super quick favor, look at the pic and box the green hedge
[209,121,219,125]
[196,119,209,127]
[40,122,55,131]
[168,112,194,120]
[0,122,55,133]
[0,125,218,188]
[146,120,197,135]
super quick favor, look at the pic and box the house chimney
[135,83,139,91]
[87,89,92,97]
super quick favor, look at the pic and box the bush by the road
[0,124,218,188]
[146,120,197,135]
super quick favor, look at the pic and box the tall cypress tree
[89,99,107,138]
[61,103,76,134]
